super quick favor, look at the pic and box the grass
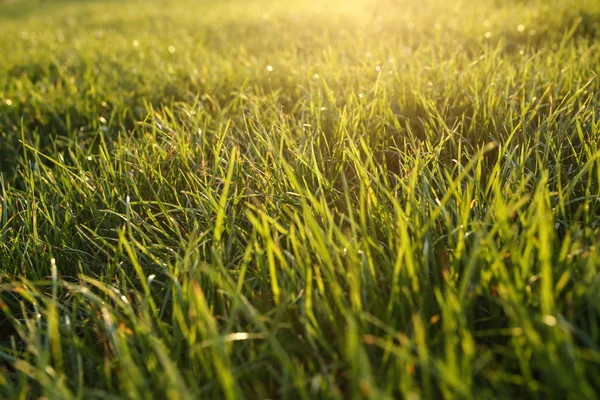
[0,0,599,397]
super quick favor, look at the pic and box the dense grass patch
[1,0,599,398]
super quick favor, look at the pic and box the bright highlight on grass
[0,0,599,398]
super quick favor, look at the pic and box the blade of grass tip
[19,141,87,186]
[48,257,63,375]
[263,213,281,305]
[214,146,237,245]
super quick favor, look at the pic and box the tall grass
[0,0,599,398]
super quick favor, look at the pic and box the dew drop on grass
[4,99,12,106]
[543,315,557,326]
[313,73,319,79]
[267,65,273,72]
[168,45,176,53]
[133,39,139,47]
[485,32,492,38]
[529,29,537,35]
[87,156,93,161]
[517,24,525,32]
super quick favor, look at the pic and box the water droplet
[87,156,93,161]
[543,315,557,326]
[320,107,326,111]
[517,24,525,32]
[359,93,363,98]
[266,65,273,72]
[485,32,492,38]
[4,99,12,106]
[168,45,176,53]
[99,116,107,124]
[313,73,319,79]
[529,29,537,35]
[133,39,139,47]
[375,65,381,72]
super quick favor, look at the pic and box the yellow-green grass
[0,0,599,398]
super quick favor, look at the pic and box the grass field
[0,0,599,398]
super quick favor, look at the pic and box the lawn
[0,0,599,398]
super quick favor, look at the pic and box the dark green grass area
[1,0,600,398]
